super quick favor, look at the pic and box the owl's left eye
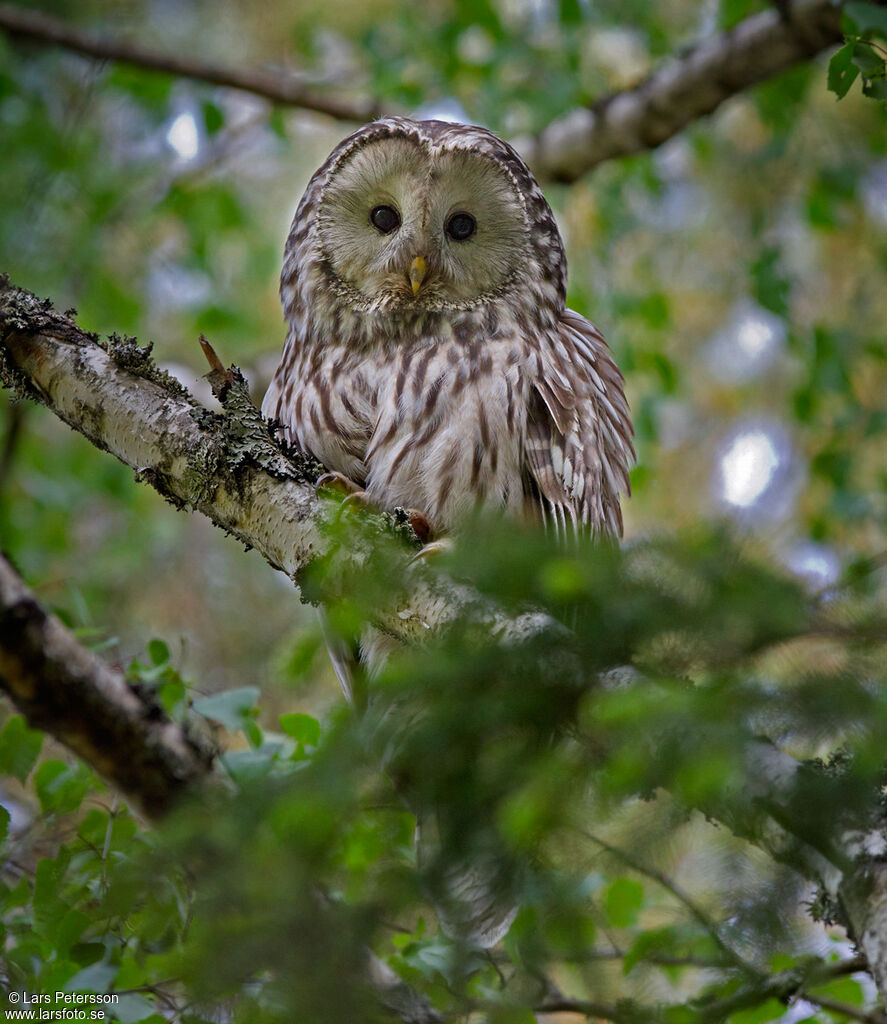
[445,211,477,241]
[370,205,401,234]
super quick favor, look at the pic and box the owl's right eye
[370,205,401,234]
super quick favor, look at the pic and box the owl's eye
[445,212,477,241]
[370,205,401,234]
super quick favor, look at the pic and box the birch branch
[519,0,856,182]
[0,550,214,817]
[0,0,866,183]
[0,275,502,649]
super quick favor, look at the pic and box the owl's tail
[318,618,519,948]
[416,816,519,948]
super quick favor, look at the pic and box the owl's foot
[316,471,362,497]
[410,538,454,563]
[342,490,371,508]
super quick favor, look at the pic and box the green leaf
[851,40,885,75]
[828,43,860,99]
[34,760,91,814]
[34,849,71,934]
[113,994,161,1023]
[279,712,321,747]
[604,878,644,928]
[147,638,170,666]
[750,247,790,316]
[810,976,865,1006]
[0,715,44,782]
[62,961,119,993]
[193,686,260,732]
[863,75,887,99]
[221,744,282,784]
[0,805,9,843]
[202,100,224,135]
[728,998,788,1023]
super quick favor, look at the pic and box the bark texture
[0,277,525,650]
[0,552,214,817]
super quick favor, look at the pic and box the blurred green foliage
[2,0,887,1021]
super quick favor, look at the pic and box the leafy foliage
[829,2,887,100]
[2,1,887,1022]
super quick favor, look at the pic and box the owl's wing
[525,309,634,538]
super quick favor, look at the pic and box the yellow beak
[409,255,427,296]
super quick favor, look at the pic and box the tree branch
[0,276,531,652]
[0,0,871,183]
[0,1,391,123]
[518,0,861,182]
[532,956,880,1024]
[0,550,214,817]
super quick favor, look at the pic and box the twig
[804,991,886,1024]
[0,398,25,498]
[584,830,763,977]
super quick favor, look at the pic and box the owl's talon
[410,538,454,563]
[406,509,433,544]
[316,471,362,497]
[341,490,370,508]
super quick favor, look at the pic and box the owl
[262,117,633,541]
[262,118,633,947]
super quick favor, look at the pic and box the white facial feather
[318,136,530,309]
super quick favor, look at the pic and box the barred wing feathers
[526,309,634,537]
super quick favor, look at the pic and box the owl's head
[283,118,566,327]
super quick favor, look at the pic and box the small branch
[805,992,886,1024]
[518,0,862,182]
[0,396,25,498]
[0,1,390,123]
[0,551,215,817]
[585,830,762,977]
[532,997,629,1022]
[532,957,876,1024]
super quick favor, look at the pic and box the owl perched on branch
[263,117,633,541]
[262,118,633,948]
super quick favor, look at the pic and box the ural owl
[262,118,634,947]
[263,117,633,539]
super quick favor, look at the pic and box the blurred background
[2,2,887,1020]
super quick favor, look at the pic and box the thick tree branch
[0,1,391,123]
[0,276,519,652]
[0,0,871,183]
[519,0,861,182]
[0,551,214,817]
